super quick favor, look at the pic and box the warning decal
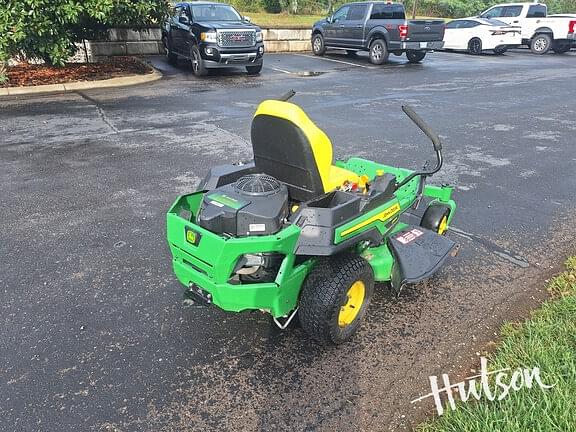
[396,228,424,245]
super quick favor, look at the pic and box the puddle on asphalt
[295,71,325,77]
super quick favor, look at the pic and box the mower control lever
[402,105,442,151]
[395,105,444,190]
[278,90,296,102]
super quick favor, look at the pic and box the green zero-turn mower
[167,91,457,344]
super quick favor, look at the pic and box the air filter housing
[197,174,289,237]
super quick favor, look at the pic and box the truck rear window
[371,4,406,20]
[527,5,547,18]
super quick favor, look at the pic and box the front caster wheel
[299,254,374,345]
[246,64,263,75]
[421,204,451,235]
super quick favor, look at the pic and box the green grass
[241,12,447,28]
[241,11,324,28]
[419,256,576,432]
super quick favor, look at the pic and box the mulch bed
[2,57,152,88]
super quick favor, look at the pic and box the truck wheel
[369,39,389,65]
[531,34,552,54]
[299,254,374,345]
[552,43,571,54]
[406,50,426,63]
[191,45,208,77]
[312,34,326,56]
[468,38,482,55]
[421,204,451,235]
[162,37,178,65]
[246,64,263,75]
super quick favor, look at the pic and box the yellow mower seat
[251,100,359,201]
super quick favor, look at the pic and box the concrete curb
[0,69,162,96]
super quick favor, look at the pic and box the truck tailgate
[408,20,445,42]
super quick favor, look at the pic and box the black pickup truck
[162,1,264,76]
[312,2,445,64]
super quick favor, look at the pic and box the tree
[0,0,169,66]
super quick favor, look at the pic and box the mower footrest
[388,226,456,288]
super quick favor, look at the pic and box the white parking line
[292,53,373,69]
[267,66,294,74]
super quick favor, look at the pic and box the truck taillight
[399,25,408,39]
[569,20,576,34]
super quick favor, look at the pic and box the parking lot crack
[76,91,119,134]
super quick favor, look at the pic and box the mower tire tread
[299,254,374,345]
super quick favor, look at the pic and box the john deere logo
[185,227,201,246]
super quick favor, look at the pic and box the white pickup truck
[476,2,576,54]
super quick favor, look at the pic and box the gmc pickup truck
[477,2,576,54]
[162,1,265,76]
[311,2,445,64]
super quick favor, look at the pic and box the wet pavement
[1,49,576,431]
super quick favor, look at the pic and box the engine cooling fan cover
[234,174,283,196]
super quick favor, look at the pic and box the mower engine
[197,174,289,282]
[197,174,289,238]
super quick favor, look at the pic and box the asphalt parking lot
[1,49,576,432]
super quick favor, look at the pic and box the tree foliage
[225,0,576,16]
[0,0,168,65]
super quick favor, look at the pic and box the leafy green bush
[227,0,261,13]
[0,0,168,66]
[260,0,282,14]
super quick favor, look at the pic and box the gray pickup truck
[312,2,445,64]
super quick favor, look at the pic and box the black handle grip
[278,90,296,102]
[402,105,442,151]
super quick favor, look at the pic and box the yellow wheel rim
[438,215,449,235]
[338,281,365,327]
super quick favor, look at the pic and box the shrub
[260,0,282,14]
[228,0,261,13]
[0,0,169,66]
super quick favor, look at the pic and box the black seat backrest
[251,100,332,202]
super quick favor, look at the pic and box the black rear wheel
[552,42,571,54]
[406,50,426,63]
[299,254,374,345]
[312,33,326,56]
[369,39,389,65]
[468,38,482,55]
